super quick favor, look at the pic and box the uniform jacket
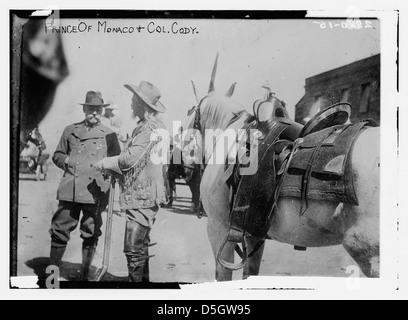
[105,118,167,210]
[100,115,126,142]
[53,120,121,205]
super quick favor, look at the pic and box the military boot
[49,246,66,268]
[126,252,149,282]
[81,243,97,281]
[47,246,67,282]
[141,233,151,282]
[124,220,150,282]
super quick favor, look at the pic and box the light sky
[39,18,380,151]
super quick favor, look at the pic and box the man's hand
[94,156,122,176]
[94,158,107,172]
[64,157,71,172]
[94,158,121,180]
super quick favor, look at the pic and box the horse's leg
[187,181,198,208]
[207,218,234,281]
[192,183,200,209]
[201,160,236,281]
[192,167,201,210]
[342,127,380,278]
[343,204,380,278]
[243,236,265,279]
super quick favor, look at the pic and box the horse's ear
[208,52,219,94]
[191,80,199,104]
[225,82,237,97]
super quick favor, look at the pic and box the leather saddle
[217,102,359,270]
[280,119,379,207]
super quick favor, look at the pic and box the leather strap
[300,127,338,216]
[217,120,290,270]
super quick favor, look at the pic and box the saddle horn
[208,52,219,94]
[261,82,274,99]
[225,82,237,97]
[191,80,199,104]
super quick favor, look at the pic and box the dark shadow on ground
[25,257,128,282]
[162,202,207,218]
[24,257,184,289]
[173,197,193,203]
[162,204,194,215]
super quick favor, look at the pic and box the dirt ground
[16,162,362,287]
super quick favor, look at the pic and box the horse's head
[30,127,46,150]
[182,53,241,166]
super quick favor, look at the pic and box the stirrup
[216,233,248,271]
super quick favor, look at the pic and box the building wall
[295,54,380,124]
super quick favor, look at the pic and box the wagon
[19,152,49,181]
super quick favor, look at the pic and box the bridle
[185,95,208,164]
[187,95,207,134]
[184,97,207,217]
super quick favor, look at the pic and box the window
[340,88,350,103]
[359,83,371,113]
[309,96,323,116]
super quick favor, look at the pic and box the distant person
[95,81,167,282]
[100,102,127,148]
[49,91,121,281]
[164,143,177,207]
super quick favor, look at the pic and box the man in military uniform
[49,91,121,281]
[95,81,167,282]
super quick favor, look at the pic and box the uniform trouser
[50,201,104,247]
[124,207,158,282]
[49,201,104,273]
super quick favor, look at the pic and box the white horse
[183,57,380,281]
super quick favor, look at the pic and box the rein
[187,96,207,164]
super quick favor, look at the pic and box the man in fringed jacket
[95,81,168,282]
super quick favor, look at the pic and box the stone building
[295,54,380,124]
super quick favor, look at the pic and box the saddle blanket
[279,122,369,205]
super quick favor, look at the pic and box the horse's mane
[200,93,247,131]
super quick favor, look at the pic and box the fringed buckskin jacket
[103,118,168,210]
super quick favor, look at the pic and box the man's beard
[131,109,141,121]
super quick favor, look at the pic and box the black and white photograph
[4,2,406,300]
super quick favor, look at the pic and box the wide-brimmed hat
[124,81,166,113]
[79,91,110,107]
